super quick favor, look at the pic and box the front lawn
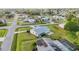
[16,32,36,51]
[15,27,32,32]
[12,27,36,51]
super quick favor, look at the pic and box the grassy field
[15,27,32,32]
[0,29,7,47]
[47,24,73,40]
[0,29,8,37]
[16,32,36,51]
[7,22,12,26]
[12,27,36,51]
[47,24,79,49]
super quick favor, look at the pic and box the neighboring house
[59,39,76,51]
[0,18,7,25]
[17,14,28,20]
[52,15,66,23]
[30,26,52,37]
[36,38,76,51]
[23,18,36,24]
[36,38,55,51]
[41,17,50,23]
[76,14,79,18]
[37,16,50,23]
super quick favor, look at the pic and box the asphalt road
[1,20,17,51]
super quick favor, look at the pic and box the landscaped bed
[12,27,36,51]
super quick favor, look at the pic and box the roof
[0,18,7,24]
[37,39,55,51]
[59,39,76,50]
[42,17,49,20]
[32,26,50,35]
[53,15,66,20]
[23,18,36,23]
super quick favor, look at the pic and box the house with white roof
[30,26,52,37]
[52,15,66,23]
[17,14,28,20]
[36,38,55,51]
[23,18,36,24]
[0,18,7,25]
[37,16,50,23]
[41,17,50,23]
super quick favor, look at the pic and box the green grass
[47,24,72,40]
[12,27,36,51]
[20,40,36,51]
[15,27,32,32]
[7,18,14,22]
[0,29,8,37]
[16,32,36,51]
[46,24,79,49]
[17,21,34,25]
[7,22,12,26]
[0,42,2,47]
[11,34,18,51]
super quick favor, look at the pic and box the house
[59,39,76,51]
[23,18,36,24]
[17,14,28,20]
[36,38,76,51]
[76,14,79,18]
[30,26,52,37]
[36,38,55,51]
[0,18,7,25]
[37,16,50,23]
[41,17,50,23]
[52,15,66,23]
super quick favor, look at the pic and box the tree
[64,21,79,32]
[6,14,14,19]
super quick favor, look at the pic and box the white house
[41,17,50,23]
[0,18,7,24]
[23,18,36,24]
[52,15,66,23]
[17,14,28,20]
[53,15,66,20]
[30,26,52,37]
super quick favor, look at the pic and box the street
[1,20,17,51]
